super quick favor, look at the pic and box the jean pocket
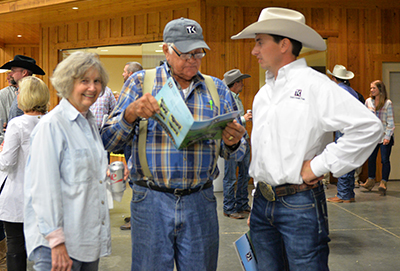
[131,184,148,203]
[200,186,216,202]
[280,191,315,210]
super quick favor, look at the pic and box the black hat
[0,55,45,75]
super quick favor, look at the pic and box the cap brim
[231,19,326,51]
[174,40,210,53]
[0,69,9,74]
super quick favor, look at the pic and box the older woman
[24,51,111,271]
[0,76,49,270]
[361,80,395,195]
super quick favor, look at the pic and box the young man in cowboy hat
[101,17,246,270]
[0,55,45,123]
[232,7,383,270]
[222,69,252,219]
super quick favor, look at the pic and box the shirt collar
[60,98,95,122]
[265,58,307,84]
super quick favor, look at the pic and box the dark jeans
[250,184,330,271]
[368,137,394,181]
[3,221,26,270]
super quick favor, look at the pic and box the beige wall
[99,56,142,93]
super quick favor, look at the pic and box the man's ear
[280,38,291,54]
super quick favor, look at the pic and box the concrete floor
[27,181,400,270]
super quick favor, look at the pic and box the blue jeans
[250,184,330,271]
[335,131,355,200]
[130,184,219,271]
[337,169,355,200]
[31,246,99,271]
[223,146,251,213]
[368,137,394,181]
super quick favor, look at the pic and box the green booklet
[154,77,240,149]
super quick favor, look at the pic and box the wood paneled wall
[39,4,199,109]
[0,45,41,87]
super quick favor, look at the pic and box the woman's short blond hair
[50,51,109,98]
[18,76,50,114]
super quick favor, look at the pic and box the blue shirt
[101,63,246,189]
[24,98,111,261]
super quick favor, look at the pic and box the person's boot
[360,178,375,191]
[6,253,26,271]
[0,238,6,271]
[378,180,387,196]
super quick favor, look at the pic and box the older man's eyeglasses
[170,46,206,60]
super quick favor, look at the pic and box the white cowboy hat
[327,65,354,80]
[231,7,326,51]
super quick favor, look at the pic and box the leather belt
[134,180,212,196]
[274,182,321,197]
[258,181,321,201]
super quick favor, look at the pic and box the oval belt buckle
[258,182,275,201]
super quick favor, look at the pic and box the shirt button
[99,180,103,184]
[102,221,105,225]
[101,200,104,204]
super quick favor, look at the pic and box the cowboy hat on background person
[0,55,45,124]
[0,55,45,76]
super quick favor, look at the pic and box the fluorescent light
[155,50,163,53]
[72,7,78,10]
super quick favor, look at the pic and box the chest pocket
[65,148,93,184]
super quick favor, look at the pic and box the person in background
[101,17,246,270]
[326,65,359,203]
[222,69,252,219]
[361,80,394,196]
[122,61,143,83]
[0,70,18,139]
[118,61,144,231]
[0,55,46,123]
[90,86,116,130]
[24,51,112,271]
[231,7,383,270]
[0,76,49,271]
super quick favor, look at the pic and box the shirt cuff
[310,156,328,178]
[45,228,66,249]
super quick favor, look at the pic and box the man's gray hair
[125,62,143,74]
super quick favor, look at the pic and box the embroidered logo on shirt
[186,25,197,34]
[290,89,305,100]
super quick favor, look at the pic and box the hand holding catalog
[154,77,240,149]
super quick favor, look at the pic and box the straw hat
[231,7,326,51]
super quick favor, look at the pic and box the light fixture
[17,35,22,38]
[155,50,163,53]
[72,7,78,10]
[100,49,108,52]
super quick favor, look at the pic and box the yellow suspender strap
[138,69,156,179]
[203,74,221,172]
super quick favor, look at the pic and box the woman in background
[361,80,395,195]
[0,76,49,270]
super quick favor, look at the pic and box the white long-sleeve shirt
[250,58,383,186]
[24,98,111,262]
[0,114,41,222]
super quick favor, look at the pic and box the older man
[101,18,246,270]
[222,69,252,219]
[122,61,143,83]
[232,7,383,270]
[0,71,17,138]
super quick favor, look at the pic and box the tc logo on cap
[186,25,197,34]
